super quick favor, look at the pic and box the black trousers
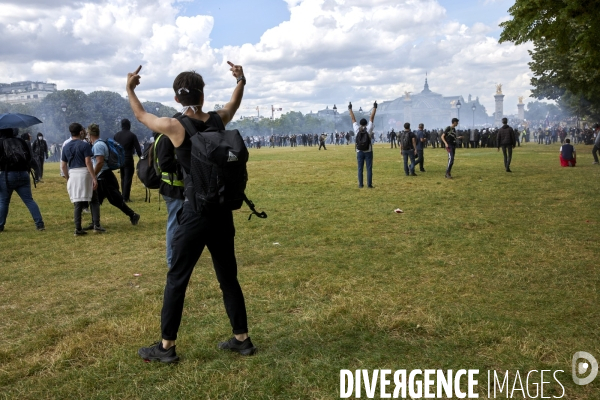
[120,158,135,201]
[501,145,513,170]
[97,170,135,218]
[446,146,455,174]
[161,202,248,340]
[73,193,99,230]
[319,141,326,150]
[36,156,45,178]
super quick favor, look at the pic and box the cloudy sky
[0,0,532,118]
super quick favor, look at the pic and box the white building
[0,81,57,104]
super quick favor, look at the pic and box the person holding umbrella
[0,128,45,232]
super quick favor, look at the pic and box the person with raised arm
[127,63,256,363]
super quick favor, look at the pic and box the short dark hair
[502,117,508,124]
[69,123,83,137]
[121,118,131,130]
[173,71,205,106]
[419,123,424,129]
[452,118,459,124]
[565,138,570,143]
[404,122,410,129]
[359,118,368,126]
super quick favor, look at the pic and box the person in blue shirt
[559,138,576,167]
[60,123,100,235]
[88,124,140,225]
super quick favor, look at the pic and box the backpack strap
[243,194,267,220]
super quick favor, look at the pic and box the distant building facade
[0,81,57,104]
[315,78,493,130]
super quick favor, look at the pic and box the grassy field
[0,142,598,399]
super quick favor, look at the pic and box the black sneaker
[138,342,179,363]
[130,213,140,226]
[83,223,95,231]
[37,224,45,231]
[506,168,512,173]
[74,229,88,236]
[218,337,257,356]
[420,169,426,172]
[410,172,418,176]
[93,225,106,233]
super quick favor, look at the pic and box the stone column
[494,94,504,126]
[517,103,525,121]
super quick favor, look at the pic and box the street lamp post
[471,104,476,129]
[456,99,461,125]
[333,104,337,132]
[61,103,67,132]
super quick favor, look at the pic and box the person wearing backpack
[0,128,45,232]
[127,62,258,363]
[349,101,377,188]
[441,118,461,179]
[89,124,140,226]
[153,127,185,269]
[399,123,418,176]
[114,119,142,202]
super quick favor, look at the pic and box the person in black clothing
[0,128,45,232]
[32,132,48,180]
[390,129,397,148]
[127,63,255,363]
[441,118,461,179]
[153,128,185,268]
[113,119,142,202]
[496,117,516,172]
[399,123,418,176]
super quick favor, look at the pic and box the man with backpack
[114,119,142,202]
[441,118,461,179]
[399,122,418,176]
[127,62,258,363]
[89,124,140,225]
[0,128,45,232]
[32,132,49,181]
[349,101,377,188]
[496,117,516,172]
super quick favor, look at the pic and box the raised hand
[348,102,352,110]
[127,66,142,91]
[227,61,244,79]
[373,101,378,109]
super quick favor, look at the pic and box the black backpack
[400,131,412,149]
[136,139,161,190]
[0,137,29,170]
[176,113,266,220]
[355,128,371,151]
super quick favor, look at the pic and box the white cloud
[0,0,534,118]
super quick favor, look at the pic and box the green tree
[499,0,600,119]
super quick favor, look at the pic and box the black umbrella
[0,113,43,129]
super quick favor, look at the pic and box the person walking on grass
[88,124,140,226]
[32,132,48,181]
[349,101,377,188]
[0,128,45,232]
[592,124,600,165]
[127,62,256,363]
[60,123,102,236]
[113,119,142,203]
[399,122,418,176]
[318,133,327,150]
[496,117,516,172]
[441,118,460,179]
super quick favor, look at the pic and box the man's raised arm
[370,101,377,123]
[217,61,245,126]
[126,65,185,145]
[348,102,356,124]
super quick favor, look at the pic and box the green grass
[1,142,599,399]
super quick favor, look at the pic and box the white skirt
[67,167,93,203]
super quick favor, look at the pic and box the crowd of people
[2,60,600,368]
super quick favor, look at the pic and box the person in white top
[349,101,377,188]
